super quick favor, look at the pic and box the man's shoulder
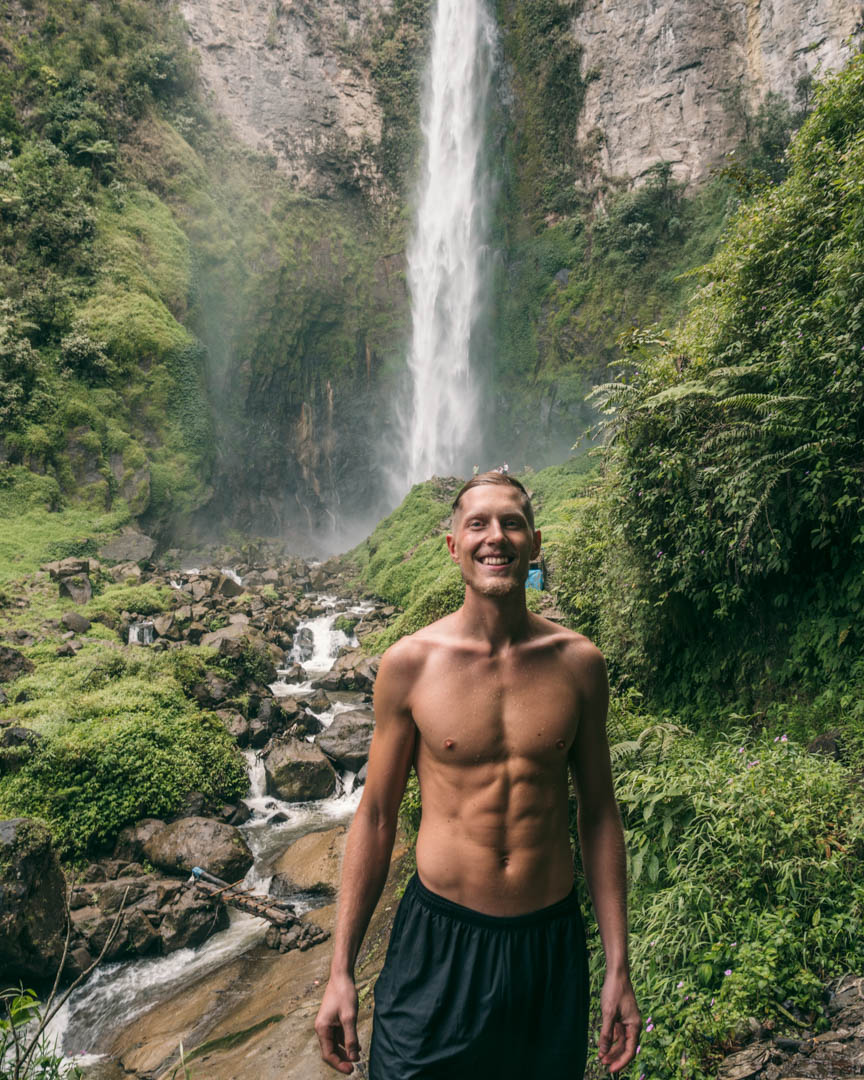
[378,613,462,679]
[530,615,604,659]
[530,617,607,685]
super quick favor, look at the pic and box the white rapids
[397,0,498,493]
[49,595,371,1062]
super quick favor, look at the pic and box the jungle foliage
[582,53,864,716]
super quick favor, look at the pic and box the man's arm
[569,643,641,1073]
[314,640,420,1075]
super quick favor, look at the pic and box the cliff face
[180,0,390,197]
[574,0,863,185]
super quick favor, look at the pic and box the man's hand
[597,972,641,1073]
[315,973,360,1074]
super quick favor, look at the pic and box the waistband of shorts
[406,872,581,930]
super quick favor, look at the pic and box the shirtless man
[315,472,641,1078]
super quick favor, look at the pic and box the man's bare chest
[410,654,580,765]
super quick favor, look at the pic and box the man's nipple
[444,739,456,750]
[556,739,566,751]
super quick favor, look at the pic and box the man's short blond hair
[451,472,535,531]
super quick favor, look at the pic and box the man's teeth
[480,557,511,565]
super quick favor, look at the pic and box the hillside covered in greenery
[345,53,864,1079]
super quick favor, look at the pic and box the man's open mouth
[478,556,514,565]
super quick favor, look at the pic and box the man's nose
[486,519,505,542]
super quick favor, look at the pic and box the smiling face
[446,484,541,598]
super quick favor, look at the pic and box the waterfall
[398,0,498,492]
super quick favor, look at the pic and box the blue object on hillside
[527,567,544,591]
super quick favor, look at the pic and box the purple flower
[724,968,732,976]
[781,734,788,742]
[646,1022,654,1032]
[677,980,684,988]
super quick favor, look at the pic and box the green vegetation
[584,54,864,716]
[1,986,82,1079]
[0,466,129,584]
[349,477,462,650]
[367,0,432,188]
[597,723,864,1077]
[0,642,247,858]
[0,0,414,542]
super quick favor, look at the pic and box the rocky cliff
[180,0,390,197]
[573,0,863,185]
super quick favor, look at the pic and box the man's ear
[531,528,542,559]
[446,532,458,563]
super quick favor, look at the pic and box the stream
[49,594,370,1063]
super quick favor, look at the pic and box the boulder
[190,671,234,707]
[311,671,342,692]
[62,611,91,634]
[56,639,84,657]
[716,1043,771,1080]
[159,889,229,953]
[289,711,324,738]
[142,817,253,881]
[331,650,379,691]
[0,818,67,983]
[199,622,249,650]
[109,561,142,584]
[217,630,279,684]
[113,818,167,862]
[306,689,331,714]
[808,730,842,760]
[280,662,307,683]
[270,826,347,897]
[0,726,43,775]
[294,626,315,662]
[0,645,35,683]
[189,579,211,602]
[215,573,245,598]
[220,802,251,826]
[262,737,337,802]
[216,709,250,747]
[99,531,156,564]
[58,573,92,605]
[317,709,375,771]
[43,557,92,580]
[151,613,176,638]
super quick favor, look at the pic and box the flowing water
[49,596,370,1062]
[397,0,498,493]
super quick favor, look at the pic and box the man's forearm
[329,808,398,978]
[578,804,630,975]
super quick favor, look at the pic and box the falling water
[399,0,498,491]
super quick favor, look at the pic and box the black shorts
[369,873,590,1080]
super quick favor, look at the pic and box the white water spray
[398,0,498,492]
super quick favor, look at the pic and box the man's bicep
[569,645,616,816]
[361,644,420,821]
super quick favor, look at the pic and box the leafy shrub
[0,706,247,857]
[607,730,864,1077]
[86,583,172,619]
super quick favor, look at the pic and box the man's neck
[458,587,532,652]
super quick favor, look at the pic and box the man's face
[446,485,541,598]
